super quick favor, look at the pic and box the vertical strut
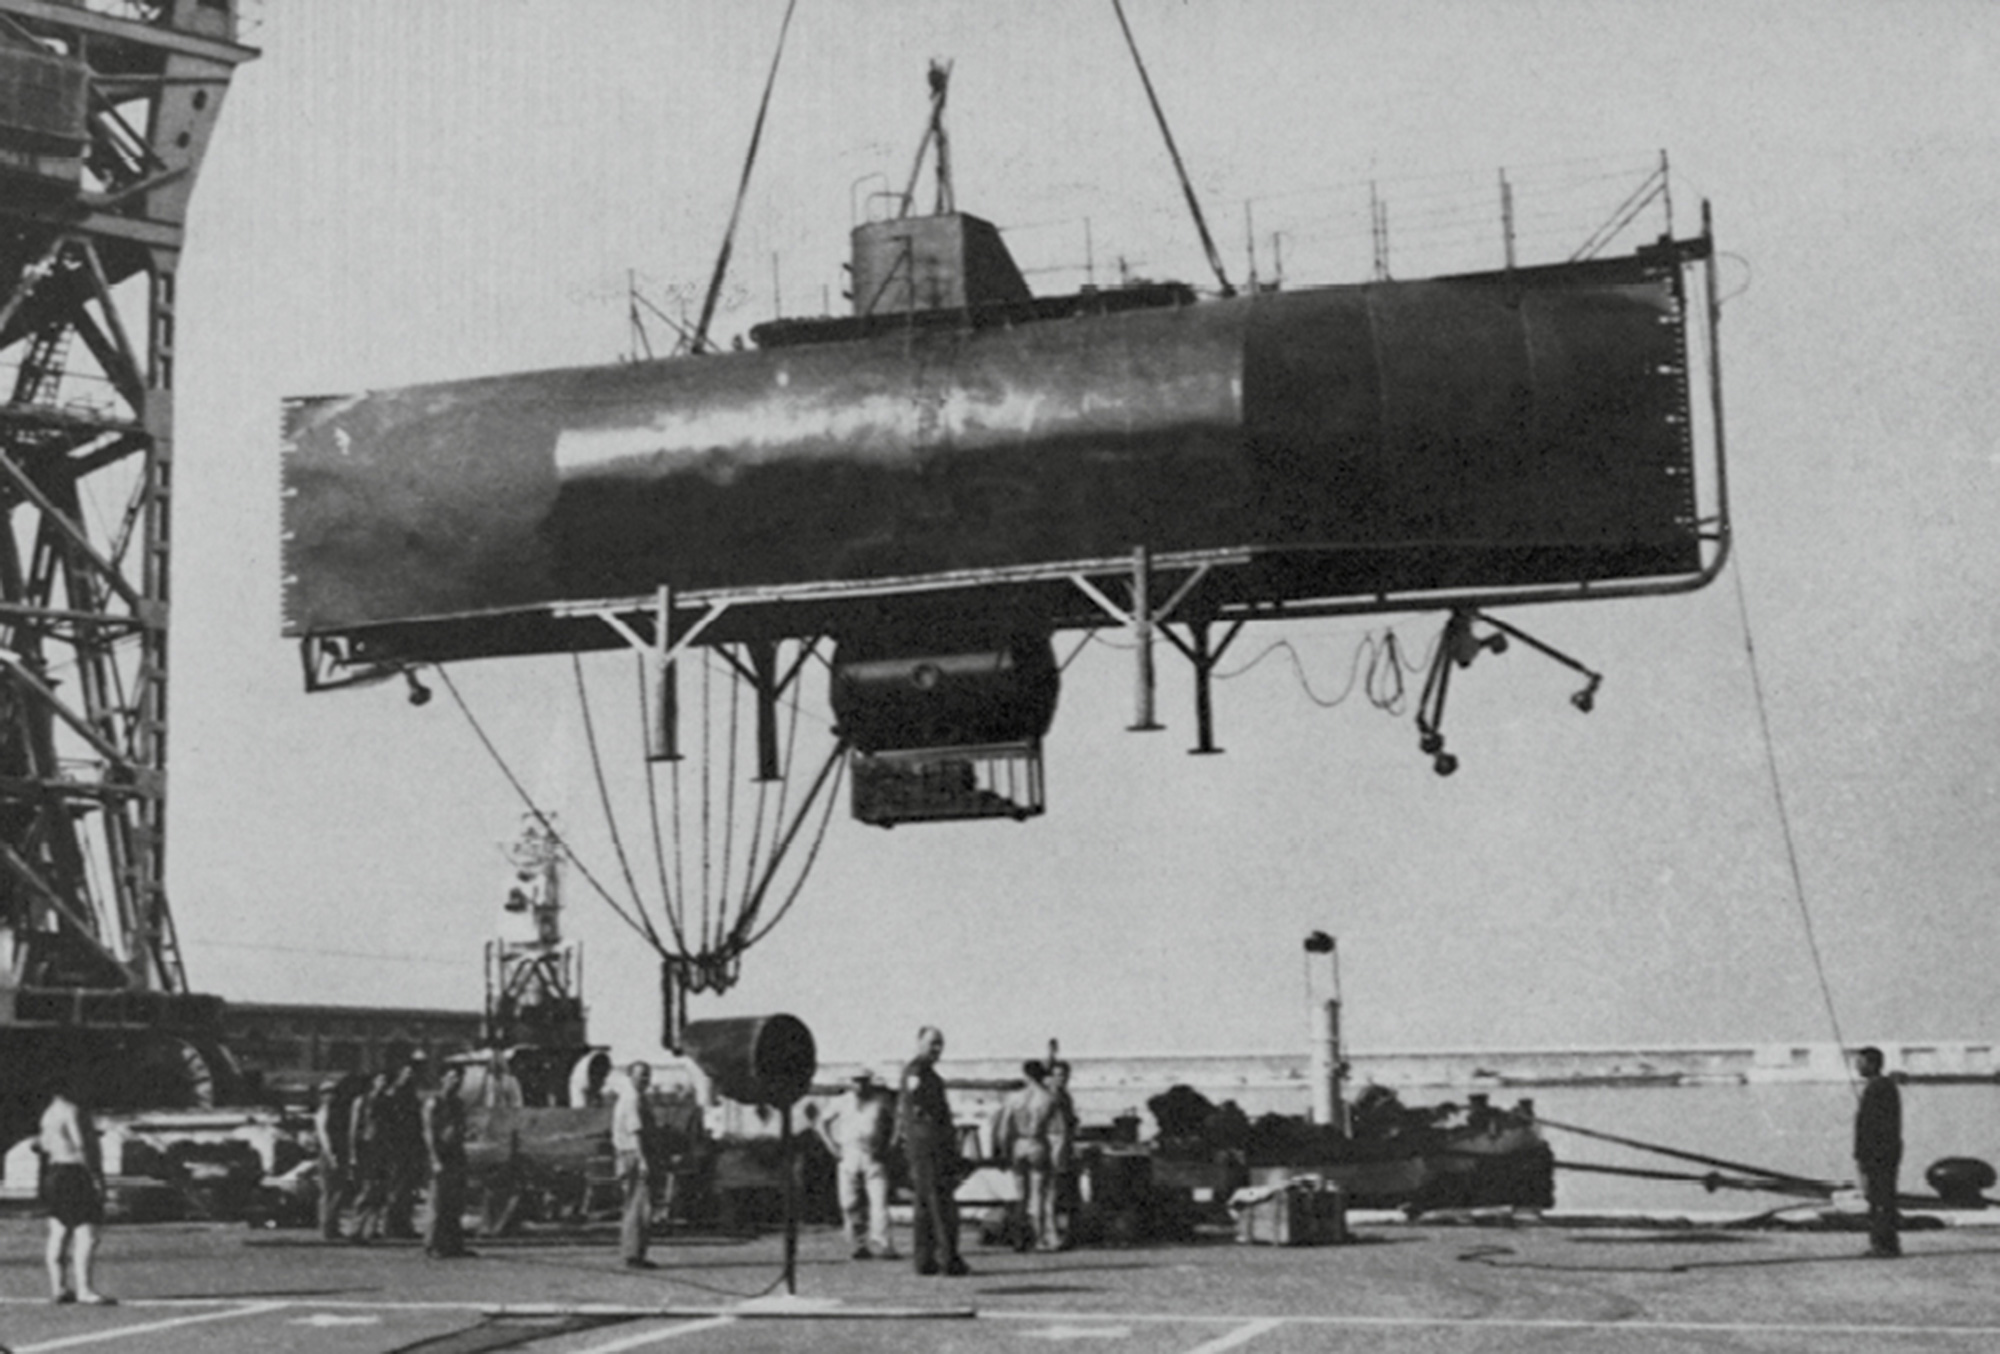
[1128,546,1162,732]
[1177,618,1245,755]
[648,586,680,762]
[750,640,780,782]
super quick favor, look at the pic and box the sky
[151,0,2000,1072]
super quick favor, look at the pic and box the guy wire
[1729,556,1853,1089]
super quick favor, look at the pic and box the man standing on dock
[614,1062,658,1269]
[423,1064,474,1259]
[896,1025,969,1277]
[820,1068,898,1261]
[39,1075,113,1305]
[1853,1045,1902,1258]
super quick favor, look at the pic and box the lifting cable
[731,739,848,954]
[635,654,689,956]
[733,651,803,928]
[435,665,659,949]
[447,646,845,986]
[692,0,801,353]
[1109,0,1235,297]
[1730,552,1853,1088]
[715,656,743,949]
[701,655,720,952]
[602,640,846,977]
[572,654,669,953]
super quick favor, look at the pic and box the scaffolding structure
[0,0,254,1133]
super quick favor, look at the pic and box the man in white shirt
[819,1069,898,1260]
[613,1062,656,1269]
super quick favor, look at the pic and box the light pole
[1303,932,1347,1135]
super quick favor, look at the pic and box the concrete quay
[5,1210,2000,1353]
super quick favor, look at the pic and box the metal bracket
[1414,609,1603,775]
[715,635,823,781]
[298,635,407,695]
[1067,546,1218,733]
[1155,616,1248,754]
[568,589,732,762]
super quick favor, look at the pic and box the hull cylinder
[282,247,1703,654]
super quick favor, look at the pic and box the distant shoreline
[821,1039,2000,1097]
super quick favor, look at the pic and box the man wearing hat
[819,1067,898,1259]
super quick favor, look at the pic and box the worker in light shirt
[613,1062,657,1269]
[819,1068,899,1260]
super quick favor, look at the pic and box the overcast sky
[158,0,2000,1071]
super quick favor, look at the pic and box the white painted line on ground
[290,1312,382,1327]
[565,1315,738,1352]
[1022,1325,1131,1341]
[1183,1317,1284,1353]
[989,1309,2000,1339]
[16,1300,287,1352]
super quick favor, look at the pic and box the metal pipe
[1128,546,1161,732]
[1533,1114,1836,1195]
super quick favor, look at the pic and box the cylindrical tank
[830,623,1058,752]
[282,242,1706,650]
[680,1014,817,1108]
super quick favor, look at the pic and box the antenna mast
[898,59,956,218]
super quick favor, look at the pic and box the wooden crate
[1230,1180,1347,1246]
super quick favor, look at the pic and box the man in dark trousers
[1853,1045,1902,1258]
[346,1071,390,1243]
[379,1059,427,1240]
[423,1064,474,1259]
[313,1076,360,1241]
[895,1025,969,1277]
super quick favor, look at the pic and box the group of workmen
[819,1026,1080,1276]
[313,1058,473,1259]
[25,1037,1914,1309]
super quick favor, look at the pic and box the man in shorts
[39,1076,114,1305]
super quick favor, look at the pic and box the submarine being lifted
[283,143,1726,825]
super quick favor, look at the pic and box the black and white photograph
[1,2,1997,1349]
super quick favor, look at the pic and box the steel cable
[1729,554,1854,1093]
[635,654,689,953]
[571,654,665,952]
[436,665,658,949]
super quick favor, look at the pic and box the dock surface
[3,1214,1997,1352]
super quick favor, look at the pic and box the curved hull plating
[283,243,1708,658]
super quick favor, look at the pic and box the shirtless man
[993,1062,1056,1251]
[39,1076,113,1305]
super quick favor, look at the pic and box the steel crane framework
[0,0,253,1130]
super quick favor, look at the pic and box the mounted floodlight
[679,1013,817,1108]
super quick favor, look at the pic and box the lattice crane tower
[0,0,255,1131]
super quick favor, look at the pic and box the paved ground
[3,1213,1999,1353]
